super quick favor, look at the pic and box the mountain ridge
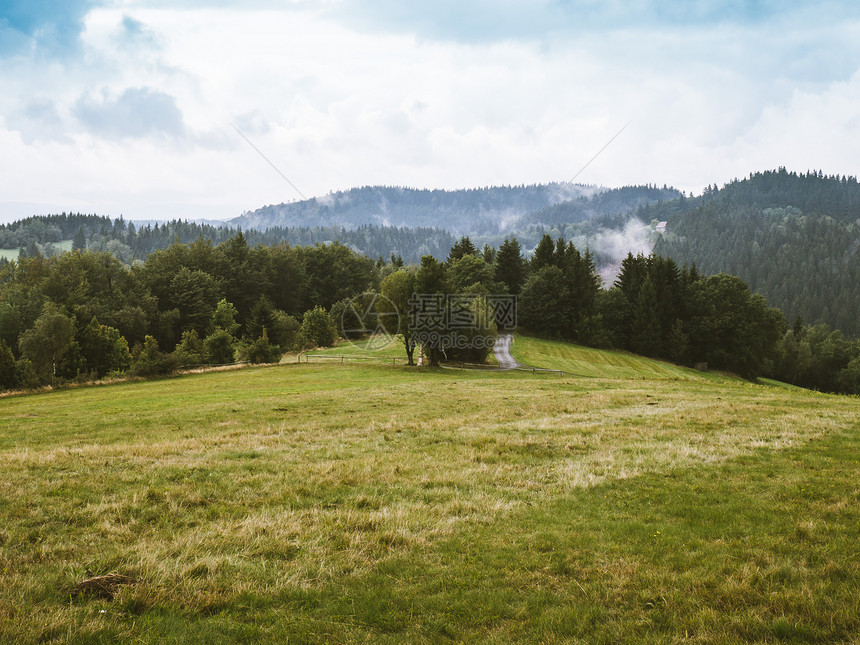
[228,183,682,236]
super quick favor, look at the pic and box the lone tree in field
[72,227,86,252]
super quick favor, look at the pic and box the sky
[1,0,860,222]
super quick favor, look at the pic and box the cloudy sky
[2,1,859,222]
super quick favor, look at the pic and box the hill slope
[510,334,734,381]
[2,362,858,642]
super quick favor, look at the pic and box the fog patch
[592,218,654,286]
[497,208,528,233]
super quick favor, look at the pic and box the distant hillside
[528,185,683,228]
[229,184,590,235]
[650,169,860,338]
[229,184,681,237]
[0,213,455,264]
[1,184,680,267]
[6,172,856,340]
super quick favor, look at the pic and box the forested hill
[4,171,858,339]
[230,184,586,234]
[1,184,679,265]
[650,169,860,338]
[699,169,860,222]
[229,184,681,235]
[0,214,455,265]
[529,185,682,228]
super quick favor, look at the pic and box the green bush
[130,336,178,377]
[268,311,302,351]
[14,358,39,390]
[301,306,337,348]
[241,329,283,364]
[204,327,237,365]
[0,340,19,390]
[174,329,206,367]
[837,356,860,394]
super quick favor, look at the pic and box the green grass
[758,377,810,391]
[511,334,734,381]
[305,335,406,361]
[0,239,73,261]
[1,356,859,643]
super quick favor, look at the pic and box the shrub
[268,311,302,351]
[0,340,19,390]
[14,358,39,390]
[130,336,178,377]
[204,328,237,365]
[241,328,283,364]
[174,329,206,367]
[301,306,337,348]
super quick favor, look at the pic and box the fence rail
[300,353,402,365]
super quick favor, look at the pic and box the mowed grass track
[1,359,859,643]
[511,335,732,381]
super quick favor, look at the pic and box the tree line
[0,213,455,265]
[1,230,858,395]
[369,232,860,392]
[0,234,376,390]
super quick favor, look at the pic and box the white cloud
[73,86,186,139]
[1,2,860,223]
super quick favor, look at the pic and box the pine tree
[630,275,661,357]
[72,227,86,252]
[494,238,525,294]
[531,234,555,272]
[447,237,477,263]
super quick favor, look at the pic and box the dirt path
[493,333,522,370]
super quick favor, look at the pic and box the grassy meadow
[0,239,74,262]
[510,335,734,381]
[303,336,406,361]
[1,340,859,643]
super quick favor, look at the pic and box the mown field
[1,340,859,643]
[0,239,73,261]
[510,335,734,381]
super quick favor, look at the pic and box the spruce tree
[494,238,525,295]
[72,227,86,252]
